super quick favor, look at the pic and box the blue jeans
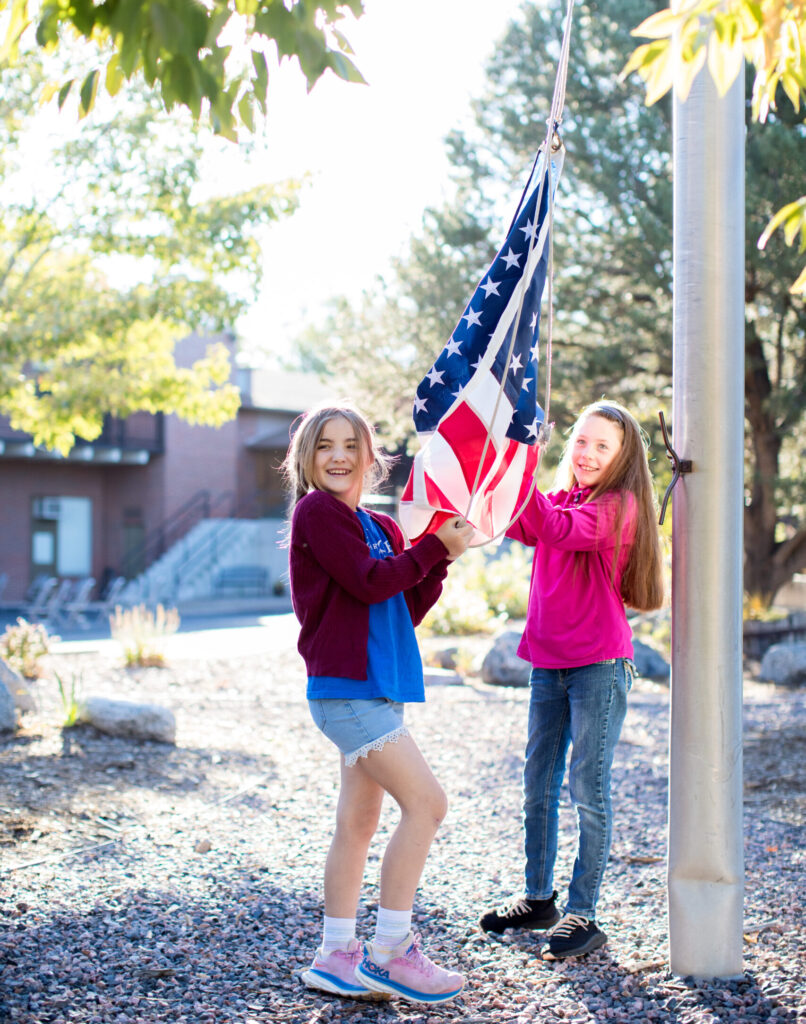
[523,659,633,918]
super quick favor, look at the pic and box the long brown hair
[554,400,664,611]
[281,400,392,509]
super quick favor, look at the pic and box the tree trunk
[743,320,806,604]
[744,321,780,604]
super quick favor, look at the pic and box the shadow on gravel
[490,935,797,1023]
[1,870,475,1024]
[0,728,279,860]
[0,873,327,1024]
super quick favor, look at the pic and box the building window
[31,496,92,577]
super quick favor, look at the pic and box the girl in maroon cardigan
[283,401,473,1006]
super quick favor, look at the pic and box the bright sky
[208,0,526,365]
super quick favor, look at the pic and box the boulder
[428,646,459,670]
[481,630,531,688]
[78,697,176,743]
[0,660,36,713]
[632,641,671,682]
[759,642,806,688]
[0,671,16,732]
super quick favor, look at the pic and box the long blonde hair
[554,400,664,611]
[281,400,392,509]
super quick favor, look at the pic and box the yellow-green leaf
[675,43,707,103]
[781,70,802,111]
[0,0,30,63]
[789,264,806,295]
[39,80,60,104]
[238,93,254,132]
[57,79,74,110]
[742,1,764,32]
[620,41,662,83]
[707,32,744,96]
[78,69,100,117]
[621,44,648,81]
[105,54,124,96]
[632,8,683,40]
[758,196,806,250]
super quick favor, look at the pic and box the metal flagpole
[667,51,745,976]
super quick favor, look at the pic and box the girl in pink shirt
[479,400,664,960]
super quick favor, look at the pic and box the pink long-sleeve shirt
[506,485,636,669]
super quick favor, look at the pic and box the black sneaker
[541,913,607,959]
[479,893,561,934]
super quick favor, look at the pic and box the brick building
[0,334,334,604]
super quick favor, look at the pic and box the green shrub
[743,592,787,623]
[109,603,180,667]
[0,618,58,678]
[466,543,532,620]
[55,671,83,727]
[419,544,532,637]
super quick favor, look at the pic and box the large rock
[481,630,531,687]
[0,660,36,713]
[632,641,670,682]
[0,671,16,732]
[759,642,806,688]
[78,697,176,743]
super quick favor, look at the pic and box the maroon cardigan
[289,489,450,680]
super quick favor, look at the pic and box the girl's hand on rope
[436,516,474,561]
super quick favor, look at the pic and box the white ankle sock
[373,906,412,954]
[322,915,356,954]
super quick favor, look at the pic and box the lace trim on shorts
[344,725,409,768]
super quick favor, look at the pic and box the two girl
[479,400,664,959]
[284,401,473,1005]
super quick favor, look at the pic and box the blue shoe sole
[355,963,463,1004]
[300,966,389,1000]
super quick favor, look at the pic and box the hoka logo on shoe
[363,960,390,980]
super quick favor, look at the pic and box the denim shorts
[308,697,408,767]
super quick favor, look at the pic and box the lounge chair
[80,575,129,625]
[30,578,72,626]
[58,577,97,630]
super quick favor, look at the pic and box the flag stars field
[502,247,522,269]
[425,366,445,387]
[520,217,539,241]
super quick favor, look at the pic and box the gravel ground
[0,615,803,1024]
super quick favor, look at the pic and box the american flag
[399,149,563,545]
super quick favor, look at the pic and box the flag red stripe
[437,402,499,492]
[424,473,458,514]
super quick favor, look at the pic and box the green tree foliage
[293,0,806,605]
[0,61,299,453]
[623,0,806,293]
[0,0,365,140]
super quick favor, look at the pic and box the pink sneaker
[355,931,464,1004]
[300,938,388,1000]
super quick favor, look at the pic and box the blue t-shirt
[307,508,425,702]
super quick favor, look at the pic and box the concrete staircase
[121,518,288,607]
